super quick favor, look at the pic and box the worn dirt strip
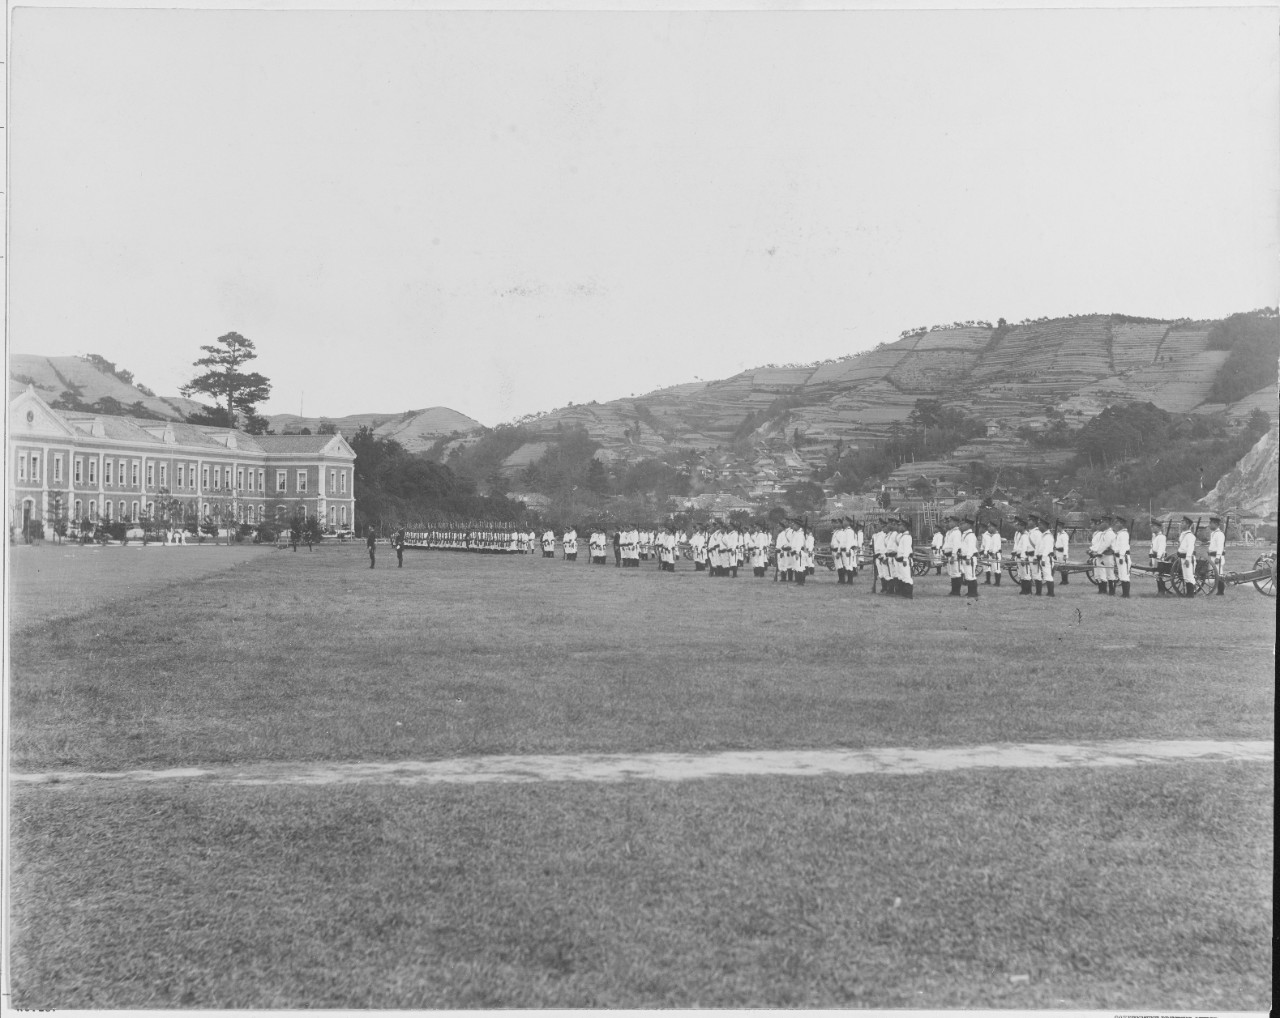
[12,738,1272,789]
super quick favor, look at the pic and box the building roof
[15,388,354,460]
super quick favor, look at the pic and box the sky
[7,2,1278,427]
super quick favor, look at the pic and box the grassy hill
[511,310,1278,493]
[8,354,480,451]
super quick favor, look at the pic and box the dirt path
[13,738,1271,789]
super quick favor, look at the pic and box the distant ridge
[510,312,1278,484]
[264,408,483,452]
[7,353,483,454]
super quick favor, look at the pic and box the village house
[8,387,356,539]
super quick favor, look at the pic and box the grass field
[7,543,1276,1009]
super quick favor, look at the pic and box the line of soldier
[408,512,1234,599]
[403,526,538,553]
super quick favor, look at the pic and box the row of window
[45,499,351,527]
[15,453,350,496]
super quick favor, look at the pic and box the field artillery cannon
[1203,551,1277,598]
[1002,556,1094,585]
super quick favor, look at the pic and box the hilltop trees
[350,427,524,532]
[181,332,272,434]
[1205,308,1280,405]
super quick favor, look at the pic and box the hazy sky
[8,3,1278,426]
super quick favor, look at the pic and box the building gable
[8,387,77,440]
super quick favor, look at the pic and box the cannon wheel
[1006,561,1020,584]
[1154,562,1174,596]
[1168,558,1211,598]
[1084,559,1107,589]
[911,556,929,577]
[1253,553,1277,597]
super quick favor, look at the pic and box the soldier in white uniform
[1099,515,1120,595]
[724,524,742,578]
[881,518,900,596]
[1035,519,1057,596]
[1149,521,1168,568]
[689,528,707,571]
[1011,517,1032,595]
[541,528,556,558]
[850,517,864,578]
[589,528,607,564]
[1086,517,1107,594]
[930,526,945,575]
[1025,515,1044,590]
[1053,523,1070,585]
[959,516,980,597]
[943,516,963,596]
[621,524,639,567]
[774,521,791,582]
[1112,516,1132,598]
[869,517,887,593]
[1176,516,1198,597]
[831,518,852,584]
[750,524,770,577]
[981,521,1003,585]
[1149,521,1169,595]
[562,526,578,562]
[894,518,915,598]
[1207,516,1227,596]
[658,526,677,572]
[800,523,815,579]
[707,525,723,576]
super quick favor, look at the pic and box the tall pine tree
[181,332,272,433]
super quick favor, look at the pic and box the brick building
[7,386,356,538]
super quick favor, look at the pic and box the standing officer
[394,528,405,568]
[894,517,915,598]
[831,518,851,584]
[1035,519,1056,596]
[1011,517,1032,595]
[1100,515,1120,595]
[1207,516,1227,595]
[1025,515,1044,592]
[930,525,945,575]
[1113,516,1132,598]
[959,516,980,597]
[869,517,887,593]
[1176,516,1198,597]
[981,520,1003,585]
[366,527,377,569]
[943,515,963,595]
[1054,522,1070,585]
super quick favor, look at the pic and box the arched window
[74,499,82,520]
[103,501,112,521]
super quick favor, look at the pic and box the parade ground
[6,542,1275,1009]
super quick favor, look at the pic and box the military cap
[1181,515,1194,526]
[1209,516,1222,525]
[1014,516,1027,526]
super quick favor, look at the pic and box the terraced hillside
[517,312,1278,486]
